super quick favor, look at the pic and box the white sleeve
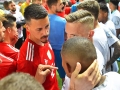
[112,16,120,29]
[103,26,119,47]
[62,75,70,90]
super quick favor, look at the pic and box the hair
[2,14,16,29]
[99,2,109,13]
[47,0,58,8]
[77,0,100,20]
[3,1,9,9]
[110,0,119,9]
[65,9,95,30]
[61,37,97,73]
[0,72,44,90]
[96,0,106,3]
[24,4,48,23]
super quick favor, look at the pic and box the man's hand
[35,64,58,84]
[69,60,101,90]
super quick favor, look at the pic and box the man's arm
[106,40,120,69]
[69,60,101,90]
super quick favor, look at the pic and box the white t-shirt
[105,20,116,36]
[111,10,120,30]
[93,25,110,67]
[62,47,105,90]
[99,23,119,72]
[93,72,120,90]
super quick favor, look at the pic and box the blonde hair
[65,9,95,30]
[77,0,100,20]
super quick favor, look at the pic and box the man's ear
[6,27,11,33]
[25,24,30,31]
[88,30,94,38]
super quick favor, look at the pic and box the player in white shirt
[61,36,120,90]
[109,0,120,38]
[62,9,105,90]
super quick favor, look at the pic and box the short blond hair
[65,9,95,30]
[77,0,100,20]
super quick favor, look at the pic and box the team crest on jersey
[106,32,112,38]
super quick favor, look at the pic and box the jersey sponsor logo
[26,42,34,62]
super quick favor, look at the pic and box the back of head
[77,0,100,20]
[61,37,97,74]
[0,72,44,90]
[24,4,48,23]
[110,0,119,9]
[3,14,16,29]
[47,0,58,8]
[65,9,95,30]
[3,1,9,10]
[99,2,109,13]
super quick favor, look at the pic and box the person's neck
[10,10,16,14]
[102,18,108,24]
[29,35,44,46]
[95,75,106,88]
[48,9,57,15]
[94,20,100,28]
[3,36,11,44]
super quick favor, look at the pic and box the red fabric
[57,11,65,18]
[17,38,59,90]
[0,43,19,61]
[65,7,71,15]
[70,0,76,4]
[0,53,16,79]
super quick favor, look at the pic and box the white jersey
[111,10,120,30]
[99,23,119,72]
[62,47,105,90]
[105,20,116,36]
[93,24,110,67]
[93,72,120,90]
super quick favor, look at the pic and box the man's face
[0,21,5,42]
[55,0,65,13]
[65,22,90,40]
[26,16,50,44]
[9,2,16,12]
[9,22,18,42]
[98,9,107,23]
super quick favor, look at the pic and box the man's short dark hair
[47,0,58,8]
[3,14,16,29]
[99,2,109,13]
[24,4,48,23]
[0,72,44,90]
[61,37,97,73]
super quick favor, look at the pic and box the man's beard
[11,9,16,12]
[41,35,49,43]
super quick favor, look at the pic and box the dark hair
[61,37,97,73]
[0,72,44,90]
[3,14,16,29]
[24,4,48,23]
[47,0,58,8]
[3,1,9,9]
[96,0,106,3]
[110,0,119,9]
[99,2,108,13]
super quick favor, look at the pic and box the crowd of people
[0,0,120,90]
